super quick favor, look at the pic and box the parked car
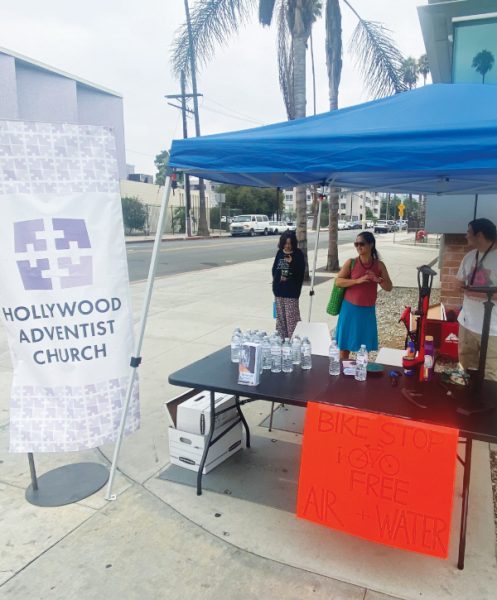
[366,220,374,228]
[374,220,392,233]
[230,214,270,236]
[337,220,349,230]
[348,221,362,230]
[268,221,287,235]
[285,221,296,231]
[388,220,399,232]
[396,220,408,230]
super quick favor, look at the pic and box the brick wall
[440,234,467,311]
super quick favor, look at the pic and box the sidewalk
[1,238,496,600]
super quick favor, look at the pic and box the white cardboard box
[174,390,238,435]
[165,389,243,474]
[169,420,243,474]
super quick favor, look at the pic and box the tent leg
[307,199,322,322]
[105,177,173,501]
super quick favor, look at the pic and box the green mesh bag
[326,259,355,316]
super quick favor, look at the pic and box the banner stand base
[25,462,109,507]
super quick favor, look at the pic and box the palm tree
[324,0,406,270]
[172,1,406,271]
[418,53,429,86]
[173,0,321,275]
[400,56,418,90]
[184,0,210,236]
[262,1,322,277]
[472,49,495,83]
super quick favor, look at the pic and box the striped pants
[275,297,301,340]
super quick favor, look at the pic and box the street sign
[398,203,405,218]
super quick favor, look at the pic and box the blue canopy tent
[106,83,497,500]
[168,83,497,194]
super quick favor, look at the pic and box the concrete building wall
[418,2,497,310]
[15,63,78,123]
[439,234,467,311]
[77,85,126,179]
[0,48,126,179]
[0,54,18,119]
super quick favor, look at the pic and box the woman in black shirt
[272,231,305,338]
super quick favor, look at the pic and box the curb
[125,234,225,244]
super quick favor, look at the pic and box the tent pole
[105,176,173,501]
[307,197,323,322]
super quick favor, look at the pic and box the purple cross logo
[14,218,92,290]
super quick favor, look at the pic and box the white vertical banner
[0,121,139,453]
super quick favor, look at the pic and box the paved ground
[1,233,496,600]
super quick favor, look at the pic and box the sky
[1,1,429,177]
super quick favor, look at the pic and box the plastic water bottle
[291,335,301,365]
[282,338,293,373]
[301,337,312,370]
[355,345,368,381]
[329,340,340,376]
[262,336,272,370]
[230,329,242,363]
[270,337,282,373]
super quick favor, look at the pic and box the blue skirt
[335,299,378,352]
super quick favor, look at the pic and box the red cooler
[425,319,459,360]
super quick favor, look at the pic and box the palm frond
[348,18,407,97]
[259,0,277,26]
[286,0,322,37]
[171,0,256,79]
[277,0,295,119]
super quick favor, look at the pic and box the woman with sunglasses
[334,231,392,360]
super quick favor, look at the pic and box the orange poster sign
[297,403,459,558]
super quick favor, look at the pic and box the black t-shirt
[272,248,305,298]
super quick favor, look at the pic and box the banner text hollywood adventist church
[2,297,122,365]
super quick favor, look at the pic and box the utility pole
[165,71,202,237]
[184,0,209,236]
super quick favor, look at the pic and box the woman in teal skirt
[334,231,393,360]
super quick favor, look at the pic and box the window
[453,17,497,84]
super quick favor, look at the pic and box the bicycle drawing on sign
[348,444,400,477]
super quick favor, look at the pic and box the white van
[230,214,270,236]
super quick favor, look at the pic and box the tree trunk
[419,194,426,228]
[293,31,309,279]
[184,0,210,237]
[326,0,342,111]
[197,178,209,236]
[326,189,340,271]
[325,0,342,271]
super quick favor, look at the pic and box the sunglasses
[354,241,366,248]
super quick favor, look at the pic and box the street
[126,229,362,281]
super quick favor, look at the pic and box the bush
[122,197,147,234]
[172,207,185,234]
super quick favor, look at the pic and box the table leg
[235,395,250,448]
[196,391,216,496]
[457,437,472,570]
[269,401,275,432]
